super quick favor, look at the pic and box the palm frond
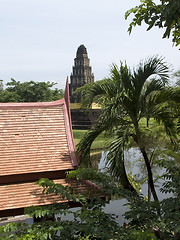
[132,56,170,104]
[141,78,164,100]
[150,105,177,141]
[76,102,122,165]
[167,87,180,103]
[76,56,176,192]
[138,79,163,118]
[143,87,179,119]
[177,119,180,134]
[80,79,117,108]
[76,126,103,167]
[105,126,135,190]
[113,62,133,93]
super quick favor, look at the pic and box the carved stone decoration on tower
[69,45,94,103]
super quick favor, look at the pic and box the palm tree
[77,56,177,203]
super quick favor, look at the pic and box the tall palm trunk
[146,117,150,128]
[133,122,159,203]
[140,147,159,202]
[121,158,136,192]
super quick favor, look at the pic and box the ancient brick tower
[69,45,94,103]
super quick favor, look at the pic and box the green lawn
[70,103,82,109]
[73,118,179,151]
[73,129,109,150]
[72,119,156,150]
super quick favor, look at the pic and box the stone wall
[71,109,101,129]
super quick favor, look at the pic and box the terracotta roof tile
[0,100,77,177]
[0,80,82,217]
[0,179,95,212]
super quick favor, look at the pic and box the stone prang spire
[69,45,94,103]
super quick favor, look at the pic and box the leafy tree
[0,80,3,90]
[0,174,125,240]
[174,70,180,86]
[170,70,180,133]
[124,159,180,240]
[0,79,64,103]
[125,0,180,47]
[1,165,180,239]
[76,56,178,204]
[0,171,158,240]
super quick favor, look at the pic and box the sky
[0,0,179,89]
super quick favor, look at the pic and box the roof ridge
[0,99,64,108]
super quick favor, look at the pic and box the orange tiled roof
[0,99,77,177]
[0,79,84,217]
[0,179,96,213]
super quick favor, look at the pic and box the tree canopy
[77,56,179,204]
[0,79,64,103]
[174,70,180,86]
[1,164,180,239]
[125,0,180,47]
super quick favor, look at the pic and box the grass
[73,129,108,150]
[70,103,82,109]
[73,117,179,151]
[72,119,158,150]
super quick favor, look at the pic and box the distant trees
[125,0,180,47]
[0,79,64,102]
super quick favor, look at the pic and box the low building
[0,79,95,218]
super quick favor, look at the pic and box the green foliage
[36,178,87,205]
[25,203,71,219]
[77,56,179,203]
[0,79,64,103]
[2,166,180,239]
[127,172,141,193]
[173,70,180,86]
[68,168,123,196]
[126,229,158,240]
[125,0,180,47]
[124,196,160,230]
[0,222,28,240]
[124,161,180,239]
[160,161,180,235]
[0,61,179,238]
[0,173,123,239]
[1,165,180,239]
[69,166,180,239]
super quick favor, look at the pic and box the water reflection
[89,147,171,224]
[91,148,168,199]
[89,151,102,170]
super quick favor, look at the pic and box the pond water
[61,147,171,225]
[96,148,169,225]
[98,148,168,200]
